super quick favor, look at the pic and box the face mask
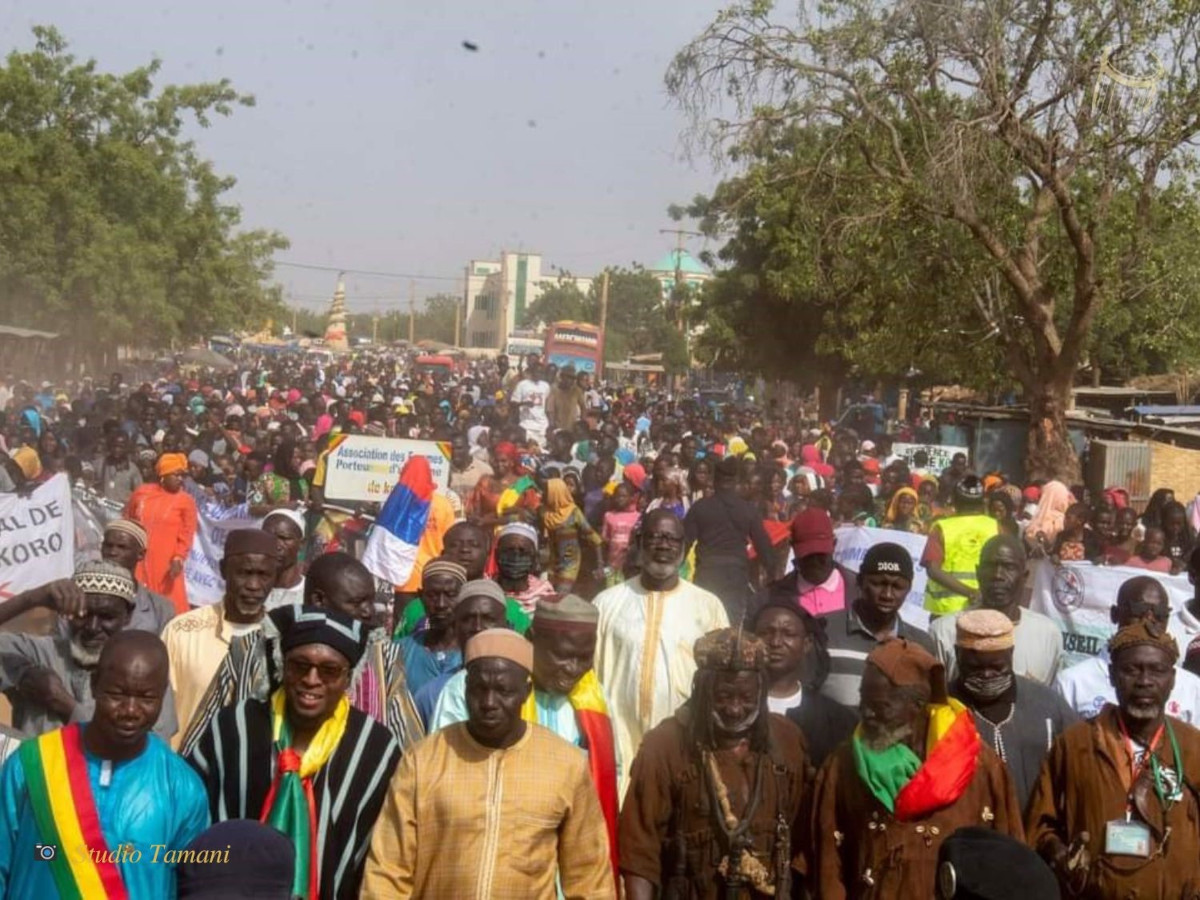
[962,671,1013,702]
[497,551,535,579]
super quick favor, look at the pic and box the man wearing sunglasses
[185,605,400,900]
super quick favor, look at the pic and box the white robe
[593,576,729,798]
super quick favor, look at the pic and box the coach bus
[544,321,604,375]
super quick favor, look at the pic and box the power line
[273,260,462,282]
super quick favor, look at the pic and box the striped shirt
[820,604,935,708]
[186,699,400,900]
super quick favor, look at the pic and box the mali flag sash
[19,723,129,900]
[522,669,620,881]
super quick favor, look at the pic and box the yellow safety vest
[924,514,999,615]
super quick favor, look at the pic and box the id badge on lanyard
[1104,814,1151,858]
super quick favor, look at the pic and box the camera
[35,844,56,861]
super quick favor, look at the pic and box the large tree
[669,1,1200,480]
[0,27,287,364]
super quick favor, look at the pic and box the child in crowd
[1092,505,1130,565]
[601,482,641,586]
[1126,526,1174,573]
[1050,503,1101,563]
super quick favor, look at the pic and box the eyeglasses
[284,660,349,684]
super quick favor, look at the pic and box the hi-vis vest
[924,514,1000,615]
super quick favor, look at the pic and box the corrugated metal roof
[0,324,59,339]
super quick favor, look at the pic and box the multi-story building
[463,251,592,350]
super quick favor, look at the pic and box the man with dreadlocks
[618,627,811,899]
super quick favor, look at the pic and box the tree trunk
[1026,379,1080,484]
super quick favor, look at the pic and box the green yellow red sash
[523,669,620,881]
[18,723,129,899]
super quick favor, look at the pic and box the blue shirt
[398,635,462,695]
[0,727,210,899]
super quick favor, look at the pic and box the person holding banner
[124,452,198,615]
[0,631,209,899]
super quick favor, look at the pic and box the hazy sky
[5,2,726,313]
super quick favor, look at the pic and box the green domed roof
[651,249,708,276]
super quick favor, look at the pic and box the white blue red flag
[361,456,434,585]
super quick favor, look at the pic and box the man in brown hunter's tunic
[1026,620,1200,899]
[619,627,811,899]
[807,638,1022,899]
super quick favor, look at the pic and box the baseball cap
[860,542,914,581]
[790,509,834,558]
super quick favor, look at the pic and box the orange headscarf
[1024,480,1074,543]
[156,453,188,478]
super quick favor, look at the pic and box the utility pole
[598,269,610,379]
[659,227,703,390]
[456,265,468,349]
[408,280,416,344]
[372,311,379,345]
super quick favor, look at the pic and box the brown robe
[806,731,1023,899]
[619,712,812,899]
[1025,705,1200,899]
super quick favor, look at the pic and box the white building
[464,251,592,350]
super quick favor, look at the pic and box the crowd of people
[0,350,1198,898]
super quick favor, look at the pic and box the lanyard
[1116,714,1164,787]
[1116,713,1183,815]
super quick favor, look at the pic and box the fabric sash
[853,699,980,821]
[521,669,620,881]
[19,724,129,900]
[259,689,349,899]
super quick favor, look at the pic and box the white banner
[0,474,75,601]
[1029,560,1191,668]
[833,525,932,630]
[322,436,451,504]
[892,443,969,473]
[184,499,262,607]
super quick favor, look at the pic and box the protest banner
[892,443,970,473]
[184,499,262,606]
[0,474,75,600]
[1029,560,1190,668]
[833,525,931,630]
[322,436,451,504]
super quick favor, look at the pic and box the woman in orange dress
[124,452,199,613]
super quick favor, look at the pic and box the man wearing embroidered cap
[422,578,527,727]
[808,638,1022,899]
[123,451,199,614]
[96,518,176,633]
[0,561,178,740]
[950,609,1077,808]
[1026,620,1200,898]
[262,508,307,610]
[187,605,400,900]
[363,627,614,898]
[620,627,811,899]
[162,528,280,748]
